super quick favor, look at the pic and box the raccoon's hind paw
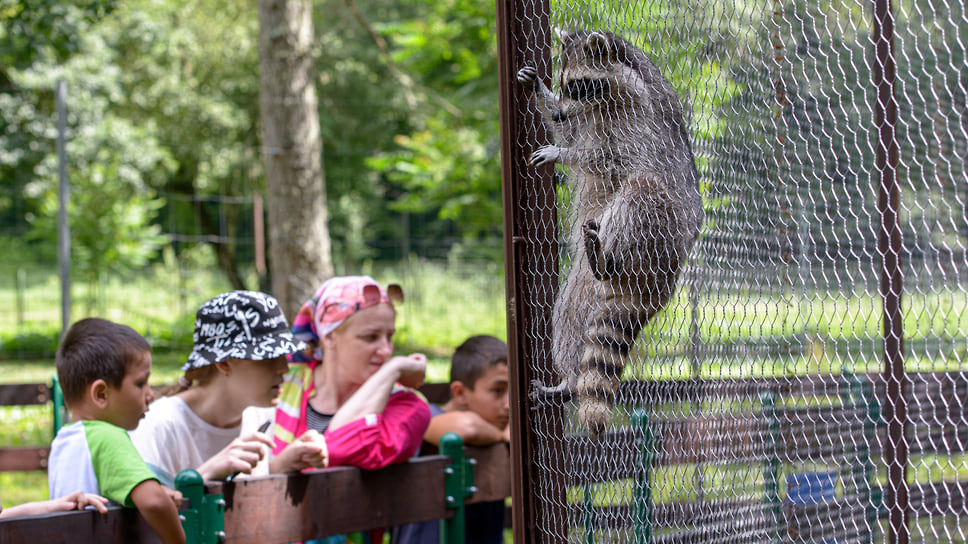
[578,399,611,441]
[517,66,538,90]
[583,220,608,280]
[530,379,571,403]
[529,145,562,167]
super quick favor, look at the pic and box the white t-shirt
[50,420,157,507]
[129,395,241,487]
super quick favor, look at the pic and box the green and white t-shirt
[48,420,157,508]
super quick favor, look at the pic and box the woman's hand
[390,353,427,389]
[196,431,274,481]
[270,430,329,473]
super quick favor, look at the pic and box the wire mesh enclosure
[497,0,968,543]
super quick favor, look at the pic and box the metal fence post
[51,376,65,435]
[848,371,881,543]
[440,433,473,544]
[760,390,781,544]
[175,469,225,544]
[633,409,654,544]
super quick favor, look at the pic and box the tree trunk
[258,0,333,316]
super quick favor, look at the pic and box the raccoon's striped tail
[576,308,642,440]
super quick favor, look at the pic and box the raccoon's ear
[554,26,570,43]
[584,32,615,62]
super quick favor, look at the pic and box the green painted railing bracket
[440,432,473,544]
[760,390,781,544]
[175,469,226,544]
[51,375,66,435]
[632,408,655,544]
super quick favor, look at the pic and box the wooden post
[495,0,563,542]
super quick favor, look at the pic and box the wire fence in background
[0,187,506,358]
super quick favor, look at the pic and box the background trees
[0,0,505,297]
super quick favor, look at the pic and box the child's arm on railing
[0,491,109,518]
[129,481,185,544]
[424,411,510,446]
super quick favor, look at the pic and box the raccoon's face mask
[563,77,610,102]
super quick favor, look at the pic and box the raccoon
[518,30,703,439]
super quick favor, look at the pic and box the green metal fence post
[51,375,65,435]
[440,432,474,544]
[632,408,654,544]
[848,371,880,543]
[760,390,781,544]
[175,469,226,544]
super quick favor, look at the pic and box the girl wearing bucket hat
[130,291,328,487]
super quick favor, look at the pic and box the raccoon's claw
[517,66,538,89]
[529,145,561,167]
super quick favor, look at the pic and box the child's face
[462,362,510,430]
[224,356,290,408]
[104,350,154,430]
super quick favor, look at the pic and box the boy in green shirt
[48,317,185,544]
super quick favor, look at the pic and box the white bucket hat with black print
[183,291,306,371]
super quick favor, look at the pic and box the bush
[0,330,59,360]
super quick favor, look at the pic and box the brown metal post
[495,0,563,542]
[873,0,906,542]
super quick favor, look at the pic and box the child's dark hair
[450,335,508,390]
[56,318,151,406]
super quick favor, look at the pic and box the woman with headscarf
[241,276,431,544]
[268,275,430,470]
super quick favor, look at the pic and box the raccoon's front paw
[517,66,538,90]
[529,145,562,167]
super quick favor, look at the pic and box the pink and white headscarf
[289,275,403,363]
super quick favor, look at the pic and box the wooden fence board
[205,456,451,544]
[0,383,50,406]
[0,506,161,544]
[464,443,511,504]
[0,447,49,472]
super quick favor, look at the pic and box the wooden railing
[0,441,510,544]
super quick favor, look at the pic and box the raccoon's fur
[518,30,703,439]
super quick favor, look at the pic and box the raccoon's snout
[564,77,608,101]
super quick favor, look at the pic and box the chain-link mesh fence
[500,0,967,542]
